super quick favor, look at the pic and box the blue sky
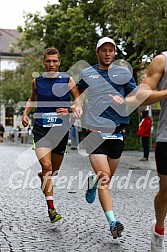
[0,0,57,29]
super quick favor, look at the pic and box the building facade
[0,28,22,137]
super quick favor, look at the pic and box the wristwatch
[68,107,73,113]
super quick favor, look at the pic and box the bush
[124,110,140,150]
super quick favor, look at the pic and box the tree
[100,0,167,150]
[16,1,104,71]
[2,0,166,149]
[4,0,167,102]
[102,0,167,70]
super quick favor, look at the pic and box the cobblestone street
[0,142,166,252]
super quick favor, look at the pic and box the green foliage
[16,1,102,71]
[11,0,167,76]
[102,0,167,68]
[2,0,167,148]
[13,0,167,79]
[124,110,140,150]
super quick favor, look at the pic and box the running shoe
[38,171,43,189]
[48,208,62,223]
[139,157,148,161]
[110,220,124,239]
[85,175,97,203]
[38,171,42,179]
[151,220,165,252]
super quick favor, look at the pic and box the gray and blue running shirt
[77,64,137,131]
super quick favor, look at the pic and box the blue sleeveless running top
[34,72,71,128]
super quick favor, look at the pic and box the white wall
[0,55,21,129]
[0,56,20,71]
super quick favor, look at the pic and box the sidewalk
[120,150,156,172]
[77,147,156,172]
[2,139,157,172]
[1,139,157,172]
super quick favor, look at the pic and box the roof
[0,28,21,56]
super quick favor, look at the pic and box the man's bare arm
[22,79,37,127]
[68,76,84,118]
[141,54,167,105]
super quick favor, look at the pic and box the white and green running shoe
[48,208,62,223]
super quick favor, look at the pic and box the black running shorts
[155,142,167,175]
[85,131,124,159]
[32,124,69,155]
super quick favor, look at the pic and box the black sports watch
[68,107,73,113]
